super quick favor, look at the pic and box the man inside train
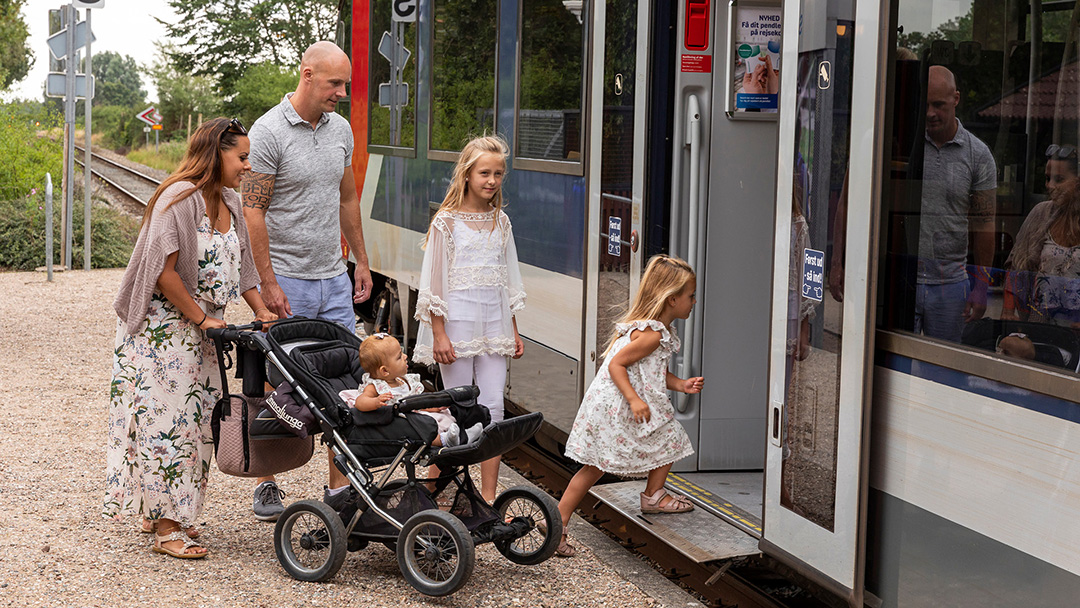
[915,65,997,342]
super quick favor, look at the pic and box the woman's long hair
[424,134,509,246]
[1007,157,1080,272]
[602,254,696,356]
[140,117,245,231]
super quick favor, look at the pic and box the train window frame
[426,0,501,163]
[511,0,591,176]
[367,0,419,158]
[872,5,1080,406]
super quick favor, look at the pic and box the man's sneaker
[322,484,359,513]
[253,481,286,521]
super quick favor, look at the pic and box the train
[335,0,1080,605]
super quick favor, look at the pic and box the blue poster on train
[802,248,824,302]
[733,5,782,113]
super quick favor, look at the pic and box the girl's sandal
[640,489,694,514]
[152,529,208,559]
[140,519,199,539]
[555,534,576,558]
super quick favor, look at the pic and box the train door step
[589,481,760,563]
[665,471,763,538]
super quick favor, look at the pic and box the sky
[4,0,178,103]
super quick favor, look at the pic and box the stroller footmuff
[211,318,562,596]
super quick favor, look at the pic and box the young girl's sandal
[555,534,576,558]
[640,489,694,514]
[152,529,208,559]
[140,519,199,539]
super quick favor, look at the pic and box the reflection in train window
[781,2,857,531]
[369,0,417,150]
[515,0,586,164]
[878,0,1080,375]
[430,0,497,152]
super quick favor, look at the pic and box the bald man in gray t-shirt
[916,66,997,342]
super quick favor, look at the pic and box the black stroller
[209,318,562,596]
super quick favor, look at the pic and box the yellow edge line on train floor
[666,474,763,533]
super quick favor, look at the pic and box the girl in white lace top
[413,135,525,501]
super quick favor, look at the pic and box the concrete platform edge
[499,466,706,608]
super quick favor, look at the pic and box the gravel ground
[0,269,665,608]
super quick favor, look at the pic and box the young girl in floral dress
[556,255,704,557]
[105,118,277,559]
[413,135,525,502]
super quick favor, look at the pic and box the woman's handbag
[209,334,314,477]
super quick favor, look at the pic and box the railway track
[73,146,162,206]
[501,411,836,608]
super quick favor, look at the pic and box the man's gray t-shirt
[249,95,354,279]
[917,120,997,285]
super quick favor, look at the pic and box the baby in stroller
[338,333,483,449]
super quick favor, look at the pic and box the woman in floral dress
[105,118,276,559]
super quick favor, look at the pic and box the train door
[760,0,884,603]
[583,0,652,384]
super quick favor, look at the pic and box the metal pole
[64,4,76,270]
[46,173,54,282]
[389,22,398,146]
[155,128,159,153]
[83,8,92,271]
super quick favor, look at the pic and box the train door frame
[582,0,653,387]
[759,0,887,604]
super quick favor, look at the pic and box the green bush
[94,104,147,152]
[0,192,139,271]
[0,101,140,271]
[127,140,186,173]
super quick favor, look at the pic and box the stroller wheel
[492,485,563,565]
[274,500,347,582]
[396,510,475,596]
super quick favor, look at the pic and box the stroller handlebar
[206,320,275,343]
[396,385,481,413]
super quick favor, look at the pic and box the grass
[127,140,187,173]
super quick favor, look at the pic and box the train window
[513,0,587,173]
[875,0,1080,382]
[368,0,417,154]
[429,0,498,157]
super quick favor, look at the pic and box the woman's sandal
[555,534,576,558]
[152,529,208,559]
[640,488,694,514]
[140,519,199,539]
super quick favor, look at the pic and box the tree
[233,62,298,130]
[87,51,146,107]
[0,0,33,91]
[148,44,223,136]
[160,0,339,94]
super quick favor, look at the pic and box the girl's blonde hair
[424,134,510,246]
[603,254,696,355]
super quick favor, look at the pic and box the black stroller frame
[210,318,562,596]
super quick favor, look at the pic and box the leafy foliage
[0,102,137,270]
[93,104,149,152]
[0,0,33,91]
[430,0,497,151]
[87,51,147,108]
[159,0,339,94]
[147,44,223,136]
[232,62,299,130]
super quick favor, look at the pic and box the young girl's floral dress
[104,214,241,527]
[564,320,694,477]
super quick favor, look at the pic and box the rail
[73,146,162,206]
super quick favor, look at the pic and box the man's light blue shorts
[273,272,356,333]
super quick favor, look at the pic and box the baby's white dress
[413,209,526,365]
[338,373,455,433]
[564,320,695,477]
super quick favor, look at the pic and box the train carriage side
[345,0,1080,606]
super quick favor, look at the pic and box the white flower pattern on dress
[564,320,694,477]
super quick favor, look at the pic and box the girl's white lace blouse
[413,209,526,365]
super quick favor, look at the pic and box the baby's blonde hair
[424,134,509,246]
[358,334,399,376]
[603,254,696,356]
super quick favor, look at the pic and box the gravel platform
[0,268,697,608]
